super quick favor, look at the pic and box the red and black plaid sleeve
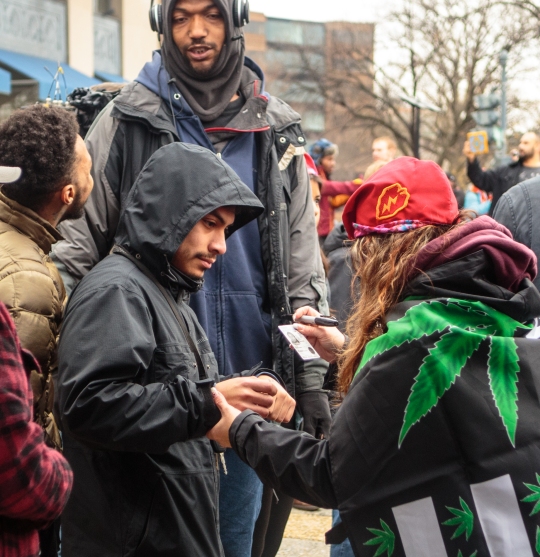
[0,303,73,557]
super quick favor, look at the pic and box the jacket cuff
[195,379,221,431]
[219,363,286,390]
[255,370,286,390]
[229,410,263,462]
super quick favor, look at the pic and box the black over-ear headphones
[149,0,250,35]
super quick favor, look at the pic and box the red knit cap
[342,157,459,240]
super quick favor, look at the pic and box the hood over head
[115,142,263,287]
[414,216,537,293]
[403,216,540,322]
[161,0,252,122]
[309,138,337,165]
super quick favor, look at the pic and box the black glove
[296,391,331,439]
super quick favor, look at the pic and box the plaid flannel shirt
[0,303,73,557]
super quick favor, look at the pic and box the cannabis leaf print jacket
[230,243,540,557]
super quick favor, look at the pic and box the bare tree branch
[269,0,537,178]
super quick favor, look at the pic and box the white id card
[278,325,320,361]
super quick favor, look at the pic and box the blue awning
[95,71,128,84]
[0,67,10,95]
[0,49,101,100]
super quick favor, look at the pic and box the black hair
[0,105,80,213]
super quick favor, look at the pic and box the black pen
[285,314,339,327]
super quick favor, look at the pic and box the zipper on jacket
[219,453,228,475]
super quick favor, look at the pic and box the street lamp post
[499,49,508,161]
[412,105,421,159]
[400,95,441,159]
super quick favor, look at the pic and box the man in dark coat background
[57,143,295,557]
[463,131,540,215]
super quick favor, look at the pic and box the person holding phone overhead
[463,131,540,215]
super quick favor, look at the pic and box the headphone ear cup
[242,0,250,26]
[233,0,249,28]
[149,3,163,34]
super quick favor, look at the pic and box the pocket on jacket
[311,273,330,315]
[127,474,160,555]
[132,470,222,557]
[153,340,218,383]
[152,343,199,383]
[122,470,161,556]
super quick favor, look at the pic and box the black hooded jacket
[57,143,263,557]
[228,250,540,557]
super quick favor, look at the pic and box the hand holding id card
[278,325,320,361]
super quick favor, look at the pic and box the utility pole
[499,49,508,161]
[413,106,421,159]
[400,95,441,159]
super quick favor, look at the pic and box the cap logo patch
[376,183,410,221]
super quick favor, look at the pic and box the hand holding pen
[287,314,339,327]
[291,307,346,363]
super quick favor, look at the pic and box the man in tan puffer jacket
[0,105,93,449]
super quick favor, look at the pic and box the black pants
[251,486,294,557]
[39,518,61,557]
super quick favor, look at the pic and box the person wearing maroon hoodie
[207,157,540,557]
[309,139,360,241]
[0,299,73,557]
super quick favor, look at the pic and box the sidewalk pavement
[276,507,332,557]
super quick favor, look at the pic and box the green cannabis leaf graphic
[457,551,477,557]
[364,519,395,557]
[399,329,482,446]
[522,473,540,516]
[535,525,540,555]
[487,337,520,447]
[443,497,474,540]
[356,298,530,447]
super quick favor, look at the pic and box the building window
[269,80,324,105]
[0,0,67,61]
[266,19,325,47]
[94,14,121,76]
[266,49,324,75]
[244,20,265,36]
[93,0,120,18]
[302,110,326,133]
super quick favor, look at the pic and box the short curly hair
[0,105,80,213]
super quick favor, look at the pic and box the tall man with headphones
[53,1,330,556]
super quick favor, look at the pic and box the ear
[59,184,76,207]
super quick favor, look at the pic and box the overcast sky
[248,0,389,24]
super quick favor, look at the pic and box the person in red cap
[205,156,540,557]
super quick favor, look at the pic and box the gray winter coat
[493,177,540,290]
[54,65,327,396]
[57,143,264,557]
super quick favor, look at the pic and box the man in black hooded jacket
[53,2,329,552]
[56,143,295,557]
